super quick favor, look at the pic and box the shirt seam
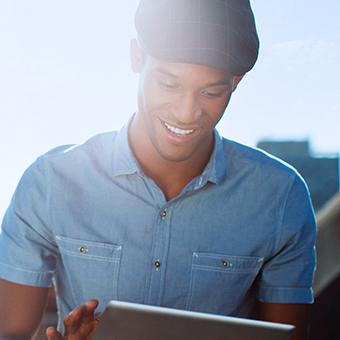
[274,173,296,256]
[0,260,54,276]
[43,155,54,241]
[258,285,312,291]
[224,153,296,179]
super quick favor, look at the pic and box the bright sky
[1,1,339,220]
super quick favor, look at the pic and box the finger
[46,326,65,340]
[81,299,99,317]
[63,300,99,335]
[93,312,103,321]
[76,300,99,323]
[63,307,83,335]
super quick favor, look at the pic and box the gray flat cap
[135,0,259,76]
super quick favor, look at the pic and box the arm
[257,174,316,340]
[0,279,100,340]
[0,278,49,340]
[259,302,310,340]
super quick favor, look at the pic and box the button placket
[147,205,171,305]
[154,208,168,273]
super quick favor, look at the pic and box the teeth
[164,122,194,135]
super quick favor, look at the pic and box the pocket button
[221,260,229,268]
[79,246,87,254]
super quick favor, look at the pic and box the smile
[164,122,194,135]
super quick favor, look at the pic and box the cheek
[139,79,165,112]
[206,99,230,123]
[217,93,232,115]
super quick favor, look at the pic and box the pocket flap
[192,252,263,273]
[56,235,122,261]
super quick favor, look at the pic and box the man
[0,1,316,339]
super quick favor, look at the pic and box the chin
[155,147,194,163]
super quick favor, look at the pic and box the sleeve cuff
[257,285,314,304]
[0,261,53,287]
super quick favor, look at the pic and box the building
[258,140,340,339]
[310,191,340,339]
[257,140,339,212]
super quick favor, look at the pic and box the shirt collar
[195,129,227,187]
[112,115,141,177]
[112,116,227,185]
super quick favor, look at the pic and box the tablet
[92,300,296,340]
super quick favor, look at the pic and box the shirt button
[161,210,167,218]
[154,260,161,268]
[221,260,229,268]
[79,246,87,254]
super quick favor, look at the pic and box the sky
[0,0,339,220]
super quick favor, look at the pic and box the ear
[130,38,143,74]
[232,76,243,92]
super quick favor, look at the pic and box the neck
[128,115,214,201]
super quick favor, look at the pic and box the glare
[0,1,339,221]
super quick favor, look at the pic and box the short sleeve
[0,156,58,287]
[257,173,317,304]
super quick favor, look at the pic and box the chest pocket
[186,252,263,315]
[56,236,122,306]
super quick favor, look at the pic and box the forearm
[259,302,310,340]
[0,279,49,340]
[0,337,30,340]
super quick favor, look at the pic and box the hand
[46,299,102,340]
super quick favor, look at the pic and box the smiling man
[129,51,243,200]
[0,1,316,340]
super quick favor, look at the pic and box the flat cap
[135,0,259,76]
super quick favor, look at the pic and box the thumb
[46,326,65,340]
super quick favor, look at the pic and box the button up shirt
[0,118,316,332]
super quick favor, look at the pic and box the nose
[170,92,203,123]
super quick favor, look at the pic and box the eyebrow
[205,80,234,87]
[155,67,179,79]
[155,67,234,87]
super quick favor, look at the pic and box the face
[130,41,242,164]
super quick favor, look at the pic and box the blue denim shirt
[0,119,316,332]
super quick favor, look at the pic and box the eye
[202,90,223,98]
[159,80,178,90]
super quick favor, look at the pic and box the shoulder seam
[274,172,297,255]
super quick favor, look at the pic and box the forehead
[143,54,235,86]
